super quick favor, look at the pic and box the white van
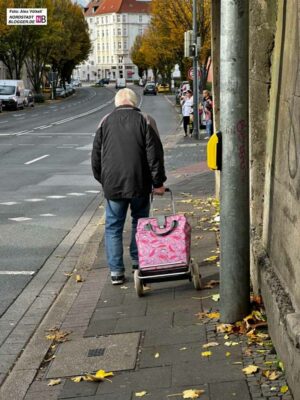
[0,80,25,110]
[115,78,126,89]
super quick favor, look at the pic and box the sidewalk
[1,131,293,400]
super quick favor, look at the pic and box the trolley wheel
[134,270,144,297]
[191,260,201,290]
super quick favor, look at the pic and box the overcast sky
[72,0,89,6]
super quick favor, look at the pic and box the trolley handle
[150,188,176,216]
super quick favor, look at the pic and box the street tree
[130,35,149,79]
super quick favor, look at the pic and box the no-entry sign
[187,67,200,80]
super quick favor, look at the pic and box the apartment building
[75,0,151,82]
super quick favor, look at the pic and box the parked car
[24,89,34,107]
[0,79,25,110]
[143,82,157,95]
[157,83,170,93]
[65,83,75,96]
[55,86,66,98]
[96,78,109,86]
[72,79,81,87]
[115,78,126,89]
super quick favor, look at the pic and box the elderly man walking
[92,88,166,284]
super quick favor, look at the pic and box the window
[96,17,99,24]
[117,14,121,22]
[118,42,122,49]
[102,43,105,50]
[106,29,108,36]
[122,14,126,22]
[90,18,93,23]
[97,43,100,50]
[111,56,114,63]
[117,28,121,35]
[91,61,94,66]
[139,15,142,22]
[123,27,127,35]
[113,28,115,35]
[102,30,104,37]
[123,40,127,49]
[101,17,104,24]
[106,16,108,23]
[138,28,143,35]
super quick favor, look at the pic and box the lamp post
[192,0,199,139]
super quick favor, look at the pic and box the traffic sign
[187,67,200,80]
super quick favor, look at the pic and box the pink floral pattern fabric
[136,215,191,270]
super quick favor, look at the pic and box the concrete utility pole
[192,0,199,139]
[220,1,250,322]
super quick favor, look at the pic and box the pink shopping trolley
[134,188,201,296]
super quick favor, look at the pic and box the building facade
[75,0,151,82]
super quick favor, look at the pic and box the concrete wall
[250,0,300,395]
[211,0,300,395]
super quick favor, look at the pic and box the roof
[84,0,151,16]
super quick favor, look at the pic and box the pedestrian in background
[91,88,166,285]
[202,89,213,139]
[180,89,193,137]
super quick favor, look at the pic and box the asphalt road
[0,84,180,317]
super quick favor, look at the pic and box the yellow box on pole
[207,131,222,170]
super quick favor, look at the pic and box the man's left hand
[153,186,166,196]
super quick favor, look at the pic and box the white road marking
[0,120,8,124]
[24,154,49,165]
[0,202,19,205]
[40,213,56,217]
[86,190,100,194]
[46,195,66,199]
[0,133,11,136]
[9,217,32,222]
[18,144,35,146]
[0,271,35,275]
[14,130,29,136]
[38,125,52,130]
[24,198,45,202]
[13,113,25,117]
[67,192,86,196]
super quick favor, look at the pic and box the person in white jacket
[180,90,193,137]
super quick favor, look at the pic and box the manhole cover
[46,332,140,378]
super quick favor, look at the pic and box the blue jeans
[206,119,213,136]
[105,197,150,276]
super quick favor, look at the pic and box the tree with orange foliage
[133,0,211,84]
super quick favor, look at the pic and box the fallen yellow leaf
[182,389,205,398]
[242,365,259,375]
[86,369,114,382]
[226,352,231,357]
[207,312,220,319]
[224,341,239,347]
[201,351,212,357]
[262,370,280,381]
[135,391,147,397]
[76,274,83,282]
[203,255,218,262]
[45,329,71,343]
[212,294,220,302]
[217,324,234,333]
[179,347,187,351]
[280,385,289,394]
[154,353,160,358]
[202,342,219,349]
[48,379,61,386]
[71,376,85,383]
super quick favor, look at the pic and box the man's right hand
[153,186,166,196]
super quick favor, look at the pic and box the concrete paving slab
[96,366,172,394]
[47,333,141,378]
[128,384,210,400]
[209,380,251,399]
[58,380,98,399]
[143,325,206,347]
[172,360,245,385]
[114,314,173,334]
[84,319,118,337]
[91,304,146,321]
[138,343,210,368]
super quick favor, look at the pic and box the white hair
[115,88,138,107]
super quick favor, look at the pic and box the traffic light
[189,44,196,57]
[184,30,193,58]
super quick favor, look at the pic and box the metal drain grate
[88,348,105,357]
